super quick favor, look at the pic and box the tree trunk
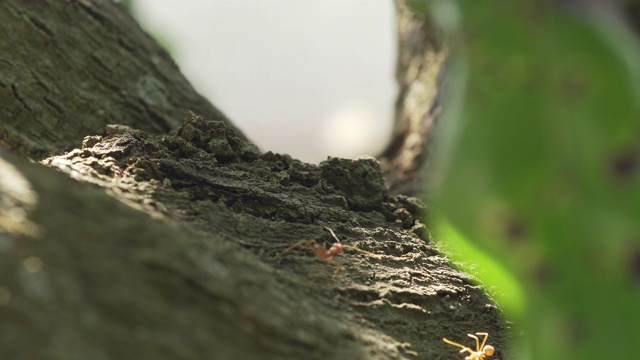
[378,0,446,197]
[0,1,506,359]
[0,0,245,159]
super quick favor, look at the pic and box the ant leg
[475,332,489,351]
[443,338,473,354]
[274,240,314,260]
[467,334,480,352]
[343,245,382,259]
[324,227,382,260]
[331,264,344,280]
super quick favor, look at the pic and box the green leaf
[433,2,640,359]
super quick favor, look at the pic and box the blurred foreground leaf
[432,1,640,359]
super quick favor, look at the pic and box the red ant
[443,332,496,360]
[276,227,381,273]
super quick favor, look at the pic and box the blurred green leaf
[432,1,640,359]
[435,216,526,318]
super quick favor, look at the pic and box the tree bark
[0,1,506,359]
[378,0,446,197]
[0,0,245,159]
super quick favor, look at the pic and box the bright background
[132,0,397,163]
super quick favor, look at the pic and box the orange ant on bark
[276,227,381,275]
[443,332,495,360]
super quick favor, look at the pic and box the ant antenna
[323,227,341,243]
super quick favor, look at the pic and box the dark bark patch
[10,84,28,110]
[176,111,247,163]
[25,15,53,38]
[320,156,387,211]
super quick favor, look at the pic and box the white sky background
[132,0,397,163]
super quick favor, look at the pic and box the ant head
[329,243,345,254]
[483,345,495,356]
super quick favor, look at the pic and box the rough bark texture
[378,0,446,197]
[0,0,245,159]
[0,1,507,359]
